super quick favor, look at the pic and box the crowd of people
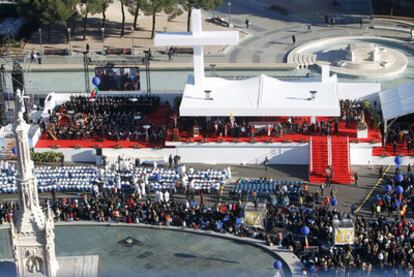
[1,165,414,276]
[385,120,414,153]
[178,100,369,139]
[44,95,166,143]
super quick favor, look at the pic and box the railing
[347,135,351,174]
[327,136,332,166]
[309,137,313,174]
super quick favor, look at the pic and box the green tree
[180,0,222,32]
[120,0,126,37]
[80,0,103,40]
[142,0,179,39]
[16,0,44,26]
[127,0,142,30]
[101,0,113,28]
[42,0,79,42]
[17,0,79,41]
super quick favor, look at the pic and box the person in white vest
[164,190,170,203]
[116,174,121,190]
[140,181,146,197]
[227,166,232,179]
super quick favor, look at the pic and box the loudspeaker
[11,64,24,93]
[96,148,103,156]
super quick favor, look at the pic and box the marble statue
[9,89,59,277]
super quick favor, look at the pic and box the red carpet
[372,143,414,157]
[331,136,353,184]
[35,138,158,149]
[309,136,329,184]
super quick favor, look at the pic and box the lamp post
[38,28,43,56]
[101,27,105,55]
[130,26,134,55]
[67,27,72,55]
[227,2,232,27]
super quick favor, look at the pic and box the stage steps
[372,143,414,157]
[331,136,354,184]
[309,136,353,184]
[309,136,329,184]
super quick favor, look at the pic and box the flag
[89,87,99,98]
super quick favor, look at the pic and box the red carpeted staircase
[309,136,329,184]
[331,136,353,184]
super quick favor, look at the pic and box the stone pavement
[3,0,414,69]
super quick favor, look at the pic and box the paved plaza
[0,224,284,277]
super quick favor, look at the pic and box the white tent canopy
[379,83,414,122]
[179,74,341,117]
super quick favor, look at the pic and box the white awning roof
[379,83,414,122]
[179,74,341,117]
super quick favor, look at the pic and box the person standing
[264,157,269,171]
[292,35,296,44]
[168,154,173,169]
[245,18,250,29]
[307,24,312,33]
[354,171,358,185]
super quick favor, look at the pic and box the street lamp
[101,27,105,55]
[130,26,134,54]
[38,28,43,56]
[67,27,72,55]
[227,2,232,27]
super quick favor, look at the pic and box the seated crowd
[177,99,368,139]
[44,95,166,143]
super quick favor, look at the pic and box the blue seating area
[0,164,230,194]
[231,179,303,195]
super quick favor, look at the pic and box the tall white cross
[155,9,239,87]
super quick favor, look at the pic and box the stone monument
[9,89,59,277]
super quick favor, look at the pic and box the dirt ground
[23,0,240,56]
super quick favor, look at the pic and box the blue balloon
[130,74,136,81]
[301,226,310,236]
[395,200,401,208]
[273,260,283,270]
[395,156,402,166]
[305,208,313,215]
[396,185,404,194]
[385,194,392,202]
[11,146,17,155]
[385,185,392,193]
[330,198,337,206]
[92,76,101,87]
[395,173,404,183]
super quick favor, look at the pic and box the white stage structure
[179,73,341,117]
[155,9,239,86]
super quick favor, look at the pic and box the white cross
[154,9,239,87]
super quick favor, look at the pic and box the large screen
[94,67,140,91]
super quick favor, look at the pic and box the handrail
[309,137,313,174]
[328,136,332,166]
[347,135,351,174]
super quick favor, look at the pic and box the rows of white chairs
[0,165,230,194]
